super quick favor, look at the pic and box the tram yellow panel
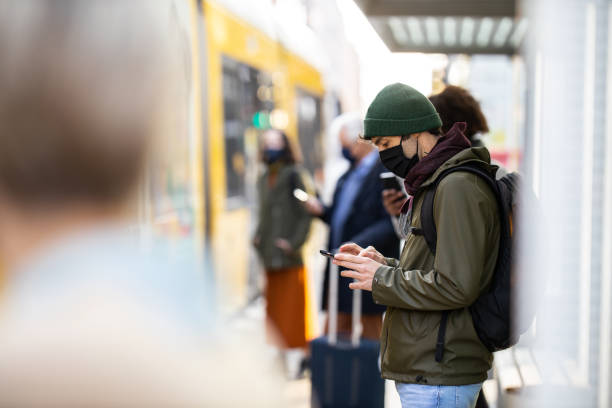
[203,0,325,310]
[212,209,250,310]
[188,0,206,247]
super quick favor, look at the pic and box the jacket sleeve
[372,173,499,311]
[320,173,347,224]
[384,257,400,268]
[287,170,314,250]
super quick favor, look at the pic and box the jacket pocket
[395,309,438,340]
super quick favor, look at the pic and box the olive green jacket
[254,164,313,270]
[372,147,500,386]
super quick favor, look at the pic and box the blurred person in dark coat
[304,113,399,340]
[253,129,315,375]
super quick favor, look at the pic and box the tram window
[296,89,323,175]
[222,56,273,208]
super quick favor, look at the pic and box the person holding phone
[376,85,499,407]
[303,113,399,341]
[333,83,501,408]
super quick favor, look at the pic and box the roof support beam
[355,0,517,18]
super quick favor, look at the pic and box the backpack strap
[418,163,498,255]
[415,188,438,254]
[406,189,437,253]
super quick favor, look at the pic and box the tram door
[296,89,323,182]
[221,56,274,303]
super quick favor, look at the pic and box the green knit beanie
[363,83,442,139]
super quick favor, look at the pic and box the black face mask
[341,147,356,164]
[263,148,284,164]
[379,141,418,178]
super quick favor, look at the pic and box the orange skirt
[265,265,312,349]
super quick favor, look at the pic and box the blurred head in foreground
[0,1,282,406]
[0,0,168,271]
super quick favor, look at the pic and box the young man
[332,83,500,408]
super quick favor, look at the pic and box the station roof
[353,0,526,55]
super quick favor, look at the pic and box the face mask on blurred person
[263,149,284,164]
[341,147,356,164]
[379,137,418,178]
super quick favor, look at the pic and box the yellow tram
[144,0,326,313]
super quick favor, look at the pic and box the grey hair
[329,112,364,143]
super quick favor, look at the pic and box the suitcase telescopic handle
[328,263,362,346]
[351,287,363,347]
[329,263,338,345]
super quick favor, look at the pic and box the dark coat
[254,164,313,270]
[320,159,400,315]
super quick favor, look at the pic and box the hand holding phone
[293,188,309,202]
[382,189,407,217]
[301,193,324,216]
[379,172,402,191]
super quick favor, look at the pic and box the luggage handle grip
[328,263,362,346]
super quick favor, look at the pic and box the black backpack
[410,162,534,361]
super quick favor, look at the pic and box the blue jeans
[395,382,482,408]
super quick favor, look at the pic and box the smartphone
[319,249,335,259]
[379,172,402,191]
[293,188,309,202]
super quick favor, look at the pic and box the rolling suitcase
[310,263,385,408]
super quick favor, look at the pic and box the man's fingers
[334,253,368,264]
[340,269,362,280]
[339,243,362,255]
[391,192,406,201]
[384,189,403,197]
[360,252,376,260]
[333,259,363,272]
[349,281,367,290]
[360,248,376,258]
[359,246,377,257]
